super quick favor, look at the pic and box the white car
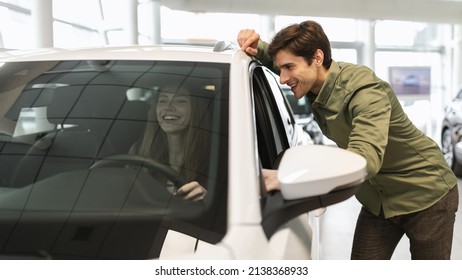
[0,42,366,259]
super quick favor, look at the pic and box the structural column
[360,20,375,70]
[454,25,462,94]
[126,0,139,45]
[32,0,53,48]
[150,0,161,44]
[260,15,275,42]
[0,30,4,48]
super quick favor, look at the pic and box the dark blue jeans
[351,185,459,260]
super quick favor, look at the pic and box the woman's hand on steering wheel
[174,181,207,201]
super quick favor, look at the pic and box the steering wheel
[90,154,188,188]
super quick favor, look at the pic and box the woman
[129,80,213,201]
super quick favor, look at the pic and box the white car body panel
[0,45,234,63]
[227,51,263,226]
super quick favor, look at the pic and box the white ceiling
[158,0,462,24]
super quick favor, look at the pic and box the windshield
[0,60,229,259]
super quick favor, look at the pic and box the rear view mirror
[278,145,367,200]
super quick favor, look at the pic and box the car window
[251,65,290,169]
[282,87,312,116]
[0,60,229,259]
[262,69,297,147]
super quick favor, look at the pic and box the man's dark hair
[267,20,332,68]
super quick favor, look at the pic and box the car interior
[0,59,229,259]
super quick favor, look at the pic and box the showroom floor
[320,178,462,260]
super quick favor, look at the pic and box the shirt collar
[309,60,340,107]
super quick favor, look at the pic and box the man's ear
[314,49,324,66]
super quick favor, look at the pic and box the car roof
[0,43,238,64]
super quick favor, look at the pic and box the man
[237,20,459,259]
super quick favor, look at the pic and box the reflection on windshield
[0,60,229,259]
[14,107,56,137]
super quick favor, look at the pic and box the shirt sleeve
[346,80,392,179]
[255,40,280,75]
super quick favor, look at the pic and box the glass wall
[0,1,32,49]
[374,21,449,139]
[160,7,261,45]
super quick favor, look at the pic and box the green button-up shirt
[310,61,456,218]
[256,42,457,218]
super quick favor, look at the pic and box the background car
[441,86,462,176]
[0,42,366,259]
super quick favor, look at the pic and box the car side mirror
[277,145,367,200]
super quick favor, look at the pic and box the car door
[249,62,315,259]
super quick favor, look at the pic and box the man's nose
[279,70,289,85]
